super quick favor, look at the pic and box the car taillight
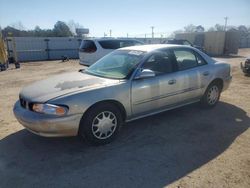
[79,48,96,53]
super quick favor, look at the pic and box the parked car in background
[79,38,143,66]
[163,39,205,52]
[14,44,232,145]
[241,57,250,76]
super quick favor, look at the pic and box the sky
[0,0,249,37]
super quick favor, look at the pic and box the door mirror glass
[134,69,155,79]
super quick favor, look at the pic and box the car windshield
[85,50,145,79]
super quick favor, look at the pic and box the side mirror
[134,69,155,80]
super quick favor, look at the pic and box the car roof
[119,44,189,52]
[85,38,142,42]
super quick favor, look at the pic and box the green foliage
[53,21,73,37]
[2,21,73,37]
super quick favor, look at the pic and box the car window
[79,40,97,53]
[133,41,143,46]
[99,40,120,49]
[194,51,207,66]
[120,41,135,48]
[173,49,198,70]
[183,40,192,46]
[98,40,141,49]
[142,51,174,75]
[86,50,144,79]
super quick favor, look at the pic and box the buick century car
[13,44,232,145]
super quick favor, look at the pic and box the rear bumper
[13,101,82,137]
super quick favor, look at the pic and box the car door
[170,48,211,101]
[131,50,184,117]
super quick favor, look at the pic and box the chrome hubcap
[207,86,219,105]
[92,111,117,139]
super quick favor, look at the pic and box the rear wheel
[201,83,221,108]
[79,103,122,145]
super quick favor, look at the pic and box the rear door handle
[168,79,176,85]
[203,71,210,76]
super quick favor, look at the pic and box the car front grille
[245,59,250,66]
[20,97,29,109]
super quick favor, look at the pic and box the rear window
[79,40,97,53]
[98,40,141,49]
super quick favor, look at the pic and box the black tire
[201,82,221,108]
[79,103,123,145]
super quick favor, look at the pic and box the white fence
[6,37,82,62]
[239,37,250,48]
[6,37,167,62]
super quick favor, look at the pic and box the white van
[79,39,143,66]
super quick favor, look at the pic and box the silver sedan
[13,44,232,145]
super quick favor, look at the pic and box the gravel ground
[0,49,249,188]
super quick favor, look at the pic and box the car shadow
[0,102,249,188]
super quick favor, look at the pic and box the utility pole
[150,26,154,38]
[224,17,228,31]
[109,29,112,37]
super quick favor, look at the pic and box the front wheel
[201,83,221,108]
[79,103,123,145]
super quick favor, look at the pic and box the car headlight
[32,103,68,116]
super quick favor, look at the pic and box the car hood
[20,71,120,102]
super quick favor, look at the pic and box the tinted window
[120,41,137,48]
[166,40,182,44]
[99,40,120,49]
[183,40,192,46]
[79,40,97,53]
[142,51,174,75]
[99,40,142,49]
[194,51,207,66]
[173,49,198,70]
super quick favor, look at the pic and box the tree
[214,24,224,31]
[2,26,22,37]
[34,26,42,36]
[237,25,248,37]
[53,21,73,37]
[208,24,225,32]
[248,26,250,33]
[195,25,205,32]
[184,24,196,32]
[10,21,25,30]
[208,27,215,32]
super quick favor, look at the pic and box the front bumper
[241,62,250,74]
[13,101,82,137]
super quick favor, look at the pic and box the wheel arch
[79,100,127,130]
[208,78,224,91]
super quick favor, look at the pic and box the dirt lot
[0,49,249,188]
